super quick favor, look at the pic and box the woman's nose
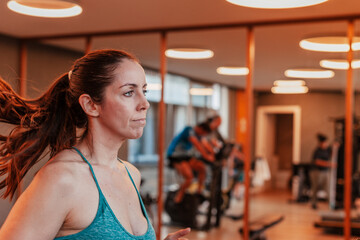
[138,94,150,111]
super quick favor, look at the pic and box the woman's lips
[133,118,146,125]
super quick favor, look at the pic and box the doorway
[255,105,301,190]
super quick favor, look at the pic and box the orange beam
[242,26,255,240]
[344,19,354,240]
[19,41,27,97]
[85,36,92,54]
[235,90,247,145]
[156,31,167,240]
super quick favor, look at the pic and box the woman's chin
[129,131,144,139]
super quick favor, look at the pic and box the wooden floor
[160,190,347,240]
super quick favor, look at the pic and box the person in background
[206,115,225,152]
[167,123,215,203]
[206,115,244,172]
[310,133,336,210]
[0,49,190,240]
[206,115,245,201]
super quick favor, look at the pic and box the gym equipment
[164,160,243,230]
[239,214,284,240]
[331,118,360,209]
[203,149,246,229]
[314,210,360,235]
[164,140,245,230]
[164,162,225,230]
[290,163,311,202]
[164,190,201,228]
[314,117,360,233]
[329,142,339,209]
[203,160,223,230]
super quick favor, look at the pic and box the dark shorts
[167,155,193,168]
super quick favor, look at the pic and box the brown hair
[0,49,137,199]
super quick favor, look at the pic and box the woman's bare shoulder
[35,148,86,193]
[0,149,88,240]
[121,160,141,187]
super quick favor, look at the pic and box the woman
[0,50,190,240]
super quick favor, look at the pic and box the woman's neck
[75,133,125,168]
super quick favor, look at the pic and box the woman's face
[210,116,221,130]
[96,59,150,140]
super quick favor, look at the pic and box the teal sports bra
[54,147,156,240]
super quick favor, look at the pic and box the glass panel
[191,82,210,108]
[211,83,221,110]
[144,69,161,102]
[164,74,190,105]
[254,20,347,238]
[160,29,247,232]
[144,68,191,105]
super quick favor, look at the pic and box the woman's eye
[143,90,148,96]
[124,90,134,97]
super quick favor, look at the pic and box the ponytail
[0,74,82,200]
[0,49,138,200]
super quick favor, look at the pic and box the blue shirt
[167,126,194,156]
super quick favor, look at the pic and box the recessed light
[285,69,334,78]
[216,67,249,76]
[273,80,306,87]
[320,59,360,70]
[300,37,360,52]
[165,48,214,59]
[7,0,82,18]
[226,0,328,9]
[271,86,309,94]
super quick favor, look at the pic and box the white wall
[256,92,345,164]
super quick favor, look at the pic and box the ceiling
[1,0,360,91]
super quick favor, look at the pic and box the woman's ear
[78,94,100,117]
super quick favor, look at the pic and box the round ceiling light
[273,80,306,87]
[285,69,334,78]
[216,66,249,76]
[165,48,214,59]
[272,79,308,94]
[320,59,360,70]
[7,0,82,18]
[226,0,328,9]
[300,37,360,52]
[271,86,309,94]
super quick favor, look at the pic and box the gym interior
[1,1,360,239]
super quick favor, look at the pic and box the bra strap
[118,159,150,220]
[72,147,103,193]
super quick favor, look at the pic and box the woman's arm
[201,137,216,154]
[189,136,214,162]
[0,161,75,240]
[314,159,335,168]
